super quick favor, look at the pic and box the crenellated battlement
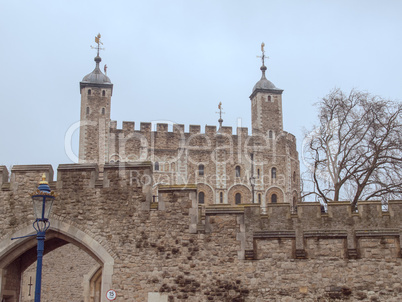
[1,163,401,301]
[110,120,253,137]
[107,120,298,146]
[1,164,400,243]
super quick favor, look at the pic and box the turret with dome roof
[249,43,284,136]
[78,34,113,168]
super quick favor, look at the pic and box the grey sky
[1,0,401,176]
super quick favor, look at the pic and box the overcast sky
[1,0,401,178]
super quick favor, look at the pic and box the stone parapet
[1,166,402,301]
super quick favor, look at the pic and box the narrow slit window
[198,164,204,176]
[271,167,277,179]
[154,162,159,171]
[235,166,241,177]
[198,192,205,204]
[86,107,90,115]
[102,108,105,115]
[235,193,241,204]
[102,90,106,97]
[220,192,223,203]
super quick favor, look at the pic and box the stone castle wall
[1,164,401,301]
[106,122,300,205]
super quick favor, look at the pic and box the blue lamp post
[30,174,56,302]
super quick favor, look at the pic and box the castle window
[235,193,241,204]
[102,90,106,97]
[198,164,204,176]
[293,171,296,182]
[271,194,277,203]
[271,167,277,179]
[198,192,205,204]
[257,169,260,178]
[268,95,272,102]
[235,166,241,177]
[154,162,159,171]
[102,108,105,115]
[220,192,223,203]
[269,130,273,138]
[86,107,89,115]
[88,89,91,95]
[258,193,261,203]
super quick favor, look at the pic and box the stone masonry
[0,164,401,301]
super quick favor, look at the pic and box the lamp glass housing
[32,195,55,221]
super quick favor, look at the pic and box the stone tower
[79,36,113,167]
[249,44,283,137]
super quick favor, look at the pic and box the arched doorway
[0,219,114,302]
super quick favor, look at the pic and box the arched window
[258,194,261,204]
[235,166,241,177]
[269,130,273,138]
[235,193,241,204]
[268,95,272,102]
[257,169,260,178]
[220,192,223,203]
[154,162,159,171]
[271,194,277,203]
[88,89,91,95]
[102,108,105,115]
[198,164,204,176]
[198,192,205,204]
[102,90,106,97]
[86,107,90,115]
[293,171,296,182]
[271,167,277,179]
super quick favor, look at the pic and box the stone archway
[0,219,114,302]
[265,187,285,204]
[227,184,252,205]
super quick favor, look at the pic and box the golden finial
[95,33,102,45]
[257,42,268,67]
[91,33,104,57]
[216,102,225,131]
[39,173,48,185]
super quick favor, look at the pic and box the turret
[79,34,113,167]
[249,43,283,137]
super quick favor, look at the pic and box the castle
[78,39,300,208]
[0,38,401,302]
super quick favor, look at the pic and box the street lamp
[30,174,56,302]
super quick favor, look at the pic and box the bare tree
[302,88,402,209]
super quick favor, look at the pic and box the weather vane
[216,102,225,130]
[90,33,105,57]
[257,42,268,66]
